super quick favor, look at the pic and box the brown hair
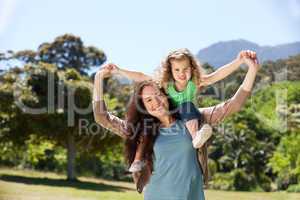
[157,48,205,91]
[124,80,176,171]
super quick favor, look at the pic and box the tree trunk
[67,132,77,181]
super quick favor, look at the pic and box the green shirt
[166,80,197,107]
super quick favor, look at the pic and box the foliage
[269,132,300,190]
[1,34,106,75]
[287,184,300,193]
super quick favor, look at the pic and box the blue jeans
[177,101,201,122]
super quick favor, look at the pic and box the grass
[0,168,299,200]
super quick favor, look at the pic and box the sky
[0,0,300,74]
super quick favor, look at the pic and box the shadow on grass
[0,174,135,192]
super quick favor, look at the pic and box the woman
[92,57,259,199]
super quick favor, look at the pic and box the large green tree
[0,34,130,180]
[0,63,130,180]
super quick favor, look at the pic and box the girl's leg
[192,123,212,148]
[185,119,199,139]
[178,102,213,148]
[185,119,212,148]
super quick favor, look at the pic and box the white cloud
[0,0,18,36]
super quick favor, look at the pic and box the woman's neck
[159,115,175,128]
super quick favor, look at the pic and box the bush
[257,174,272,192]
[210,172,234,190]
[97,160,129,181]
[95,142,130,181]
[0,136,67,173]
[232,169,256,191]
[209,169,258,191]
[0,135,130,181]
[287,184,300,193]
[276,176,295,190]
[210,169,261,191]
[269,132,300,190]
[0,141,26,167]
[208,159,217,178]
[25,136,66,172]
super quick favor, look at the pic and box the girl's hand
[237,50,257,63]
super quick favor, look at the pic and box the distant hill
[196,39,300,68]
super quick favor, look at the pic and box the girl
[109,49,257,172]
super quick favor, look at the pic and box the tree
[0,62,130,180]
[1,34,106,75]
[0,67,35,145]
[208,108,275,191]
[0,34,109,180]
[269,132,300,189]
[268,103,300,190]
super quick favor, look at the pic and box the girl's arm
[92,66,130,139]
[200,50,257,87]
[108,63,152,82]
[199,57,259,124]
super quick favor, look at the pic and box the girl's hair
[124,80,176,172]
[158,48,205,91]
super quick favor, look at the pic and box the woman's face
[141,85,169,119]
[170,58,192,85]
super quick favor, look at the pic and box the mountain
[196,39,300,68]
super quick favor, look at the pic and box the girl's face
[141,85,169,119]
[170,58,192,85]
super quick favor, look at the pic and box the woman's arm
[92,67,130,139]
[107,63,152,82]
[200,57,259,124]
[200,50,257,87]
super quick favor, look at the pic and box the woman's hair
[158,48,205,91]
[124,80,176,172]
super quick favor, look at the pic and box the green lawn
[0,168,299,200]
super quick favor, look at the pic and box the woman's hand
[244,57,260,72]
[109,63,121,74]
[102,63,120,74]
